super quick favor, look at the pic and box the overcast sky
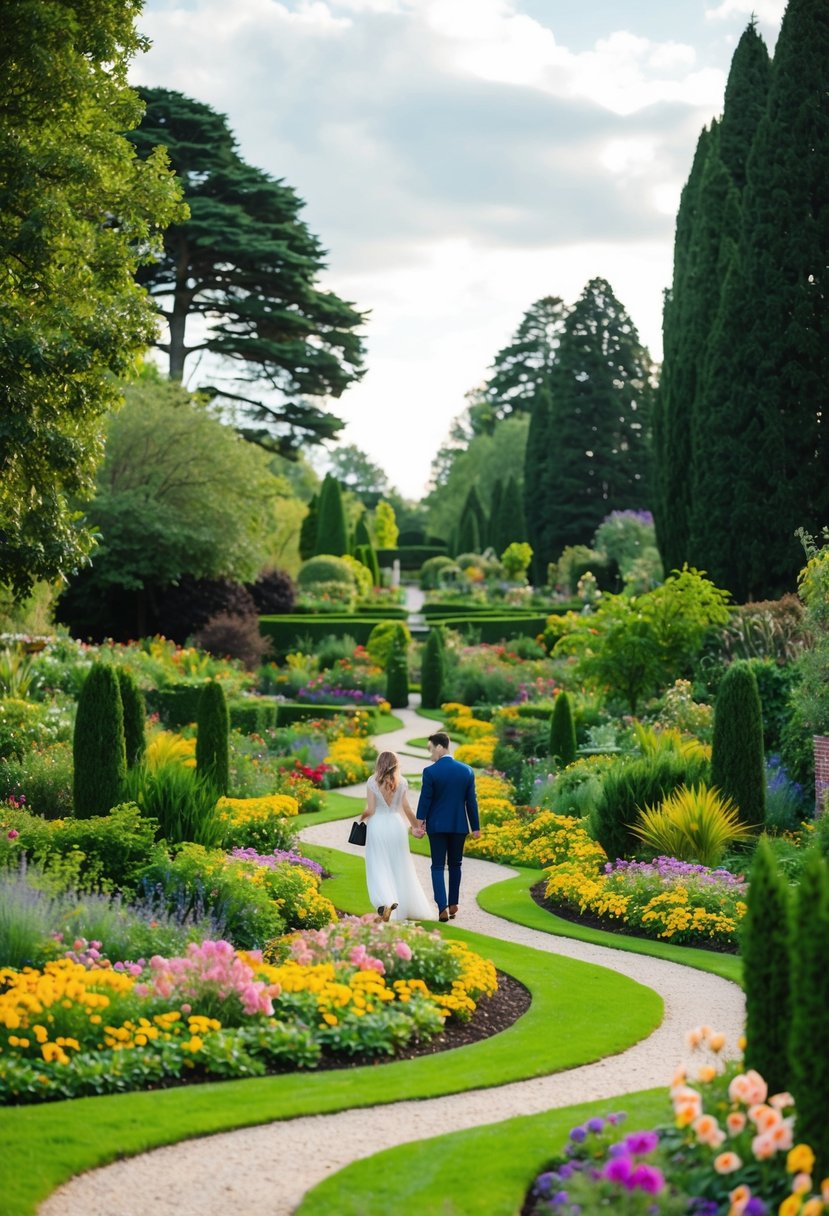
[133,0,786,499]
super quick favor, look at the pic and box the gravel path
[40,705,745,1216]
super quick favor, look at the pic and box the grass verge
[297,1087,670,1216]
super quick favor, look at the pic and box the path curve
[40,703,744,1216]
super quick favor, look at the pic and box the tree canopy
[129,88,367,457]
[0,0,183,598]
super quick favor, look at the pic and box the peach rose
[714,1152,743,1174]
[727,1111,747,1136]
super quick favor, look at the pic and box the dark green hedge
[259,615,380,653]
[228,698,279,735]
[422,601,580,619]
[274,702,381,726]
[145,684,205,729]
[433,615,549,643]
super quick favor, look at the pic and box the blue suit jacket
[417,755,479,835]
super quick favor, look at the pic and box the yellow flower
[789,1147,817,1176]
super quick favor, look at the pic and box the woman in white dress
[360,751,433,922]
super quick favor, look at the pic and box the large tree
[129,88,367,457]
[0,1,183,598]
[57,371,288,637]
[326,444,390,508]
[533,279,654,572]
[472,296,567,435]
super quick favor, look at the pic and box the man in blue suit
[414,732,480,923]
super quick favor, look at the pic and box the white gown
[364,776,433,921]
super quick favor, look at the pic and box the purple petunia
[624,1130,660,1155]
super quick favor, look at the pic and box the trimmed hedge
[259,615,380,653]
[433,615,549,643]
[422,601,581,619]
[145,685,204,729]
[228,697,278,735]
[274,703,380,726]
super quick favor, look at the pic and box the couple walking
[360,732,480,924]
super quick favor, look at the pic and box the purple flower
[744,1201,767,1216]
[628,1164,665,1194]
[585,1117,605,1133]
[624,1130,659,1155]
[569,1126,587,1143]
[603,1156,633,1185]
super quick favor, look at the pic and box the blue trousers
[428,831,467,911]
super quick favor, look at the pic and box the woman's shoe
[438,908,449,923]
[377,906,386,921]
[448,905,459,919]
[382,903,398,922]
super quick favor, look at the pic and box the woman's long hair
[375,750,399,798]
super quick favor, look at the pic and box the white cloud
[705,0,786,25]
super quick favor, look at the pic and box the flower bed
[524,1029,827,1215]
[544,856,746,949]
[468,805,607,871]
[0,921,497,1104]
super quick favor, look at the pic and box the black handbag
[348,819,367,846]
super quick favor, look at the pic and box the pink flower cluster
[134,940,280,1016]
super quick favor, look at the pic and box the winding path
[40,703,744,1216]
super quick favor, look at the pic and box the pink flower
[727,1112,747,1135]
[7,829,19,840]
[715,1152,743,1174]
[394,941,412,961]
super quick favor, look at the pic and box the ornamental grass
[632,783,753,868]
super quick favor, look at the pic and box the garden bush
[296,555,355,590]
[116,666,146,768]
[73,663,127,819]
[196,680,229,796]
[420,628,445,710]
[193,612,272,671]
[144,682,205,728]
[366,619,411,667]
[591,751,711,863]
[247,568,296,615]
[124,762,224,849]
[789,853,829,1176]
[549,692,576,767]
[711,661,766,830]
[0,741,74,819]
[419,555,455,590]
[0,697,68,760]
[741,836,792,1095]
[155,576,257,644]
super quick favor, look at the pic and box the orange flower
[714,1152,743,1174]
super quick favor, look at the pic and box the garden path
[40,703,745,1216]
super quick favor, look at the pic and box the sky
[132,0,787,500]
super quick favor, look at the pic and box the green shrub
[125,763,224,849]
[549,692,576,767]
[116,667,146,768]
[0,698,66,760]
[591,751,710,862]
[367,620,411,667]
[420,629,445,710]
[144,683,205,728]
[196,680,229,796]
[227,698,278,735]
[313,474,349,557]
[73,664,127,819]
[711,661,766,830]
[631,783,752,867]
[741,836,792,1094]
[789,853,829,1176]
[419,555,456,590]
[296,554,356,589]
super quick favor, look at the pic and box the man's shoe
[382,903,398,922]
[438,908,449,923]
[377,906,386,921]
[448,905,459,919]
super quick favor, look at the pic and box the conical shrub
[711,661,766,828]
[116,667,146,768]
[789,853,829,1177]
[550,692,577,767]
[420,628,445,710]
[73,664,127,818]
[385,629,409,709]
[196,680,229,796]
[742,836,792,1093]
[314,474,349,557]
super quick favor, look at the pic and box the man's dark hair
[428,732,450,749]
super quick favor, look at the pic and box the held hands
[411,822,426,838]
[471,830,481,839]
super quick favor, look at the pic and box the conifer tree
[459,485,487,549]
[116,667,146,768]
[692,2,828,598]
[742,837,791,1093]
[789,853,829,1176]
[498,474,528,559]
[313,474,349,557]
[549,692,577,768]
[196,680,230,796]
[524,380,554,582]
[353,513,372,552]
[420,629,445,710]
[711,662,765,829]
[488,479,504,552]
[542,279,653,566]
[475,296,566,433]
[299,494,319,562]
[73,665,127,818]
[385,629,409,709]
[457,509,480,556]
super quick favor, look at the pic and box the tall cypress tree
[742,837,791,1093]
[196,680,229,796]
[524,380,554,582]
[488,479,503,552]
[420,628,445,710]
[116,667,146,768]
[459,485,487,550]
[477,296,566,433]
[542,279,653,566]
[789,853,829,1176]
[314,474,349,556]
[499,475,528,553]
[73,664,127,818]
[711,662,766,829]
[456,508,480,556]
[299,493,319,561]
[657,21,770,585]
[692,2,828,598]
